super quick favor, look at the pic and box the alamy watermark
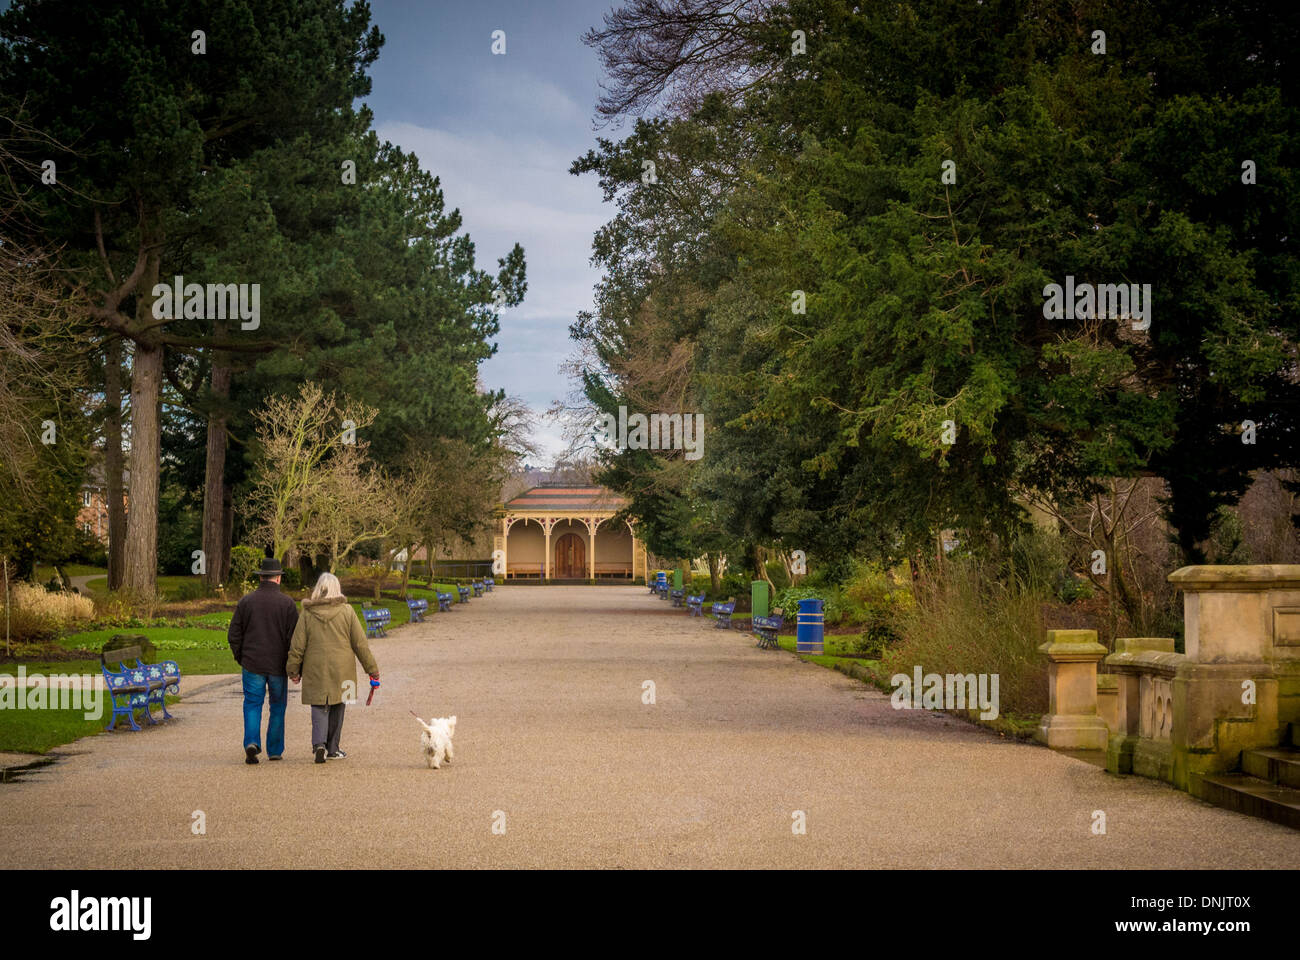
[151,274,260,330]
[1043,275,1151,330]
[0,668,103,719]
[890,666,1000,720]
[596,406,704,461]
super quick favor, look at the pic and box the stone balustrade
[1104,637,1186,781]
[1042,565,1300,800]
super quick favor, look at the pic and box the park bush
[227,546,263,592]
[880,559,1048,720]
[1,581,96,643]
[773,584,844,624]
[841,560,913,653]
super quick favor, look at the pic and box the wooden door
[554,533,586,579]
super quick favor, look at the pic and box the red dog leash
[366,675,380,705]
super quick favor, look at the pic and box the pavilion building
[496,484,647,581]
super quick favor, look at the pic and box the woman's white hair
[310,572,345,600]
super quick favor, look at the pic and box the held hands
[290,675,300,684]
[369,675,380,688]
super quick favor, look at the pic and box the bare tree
[0,109,86,507]
[245,383,378,563]
[584,0,780,122]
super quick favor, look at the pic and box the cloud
[375,65,612,466]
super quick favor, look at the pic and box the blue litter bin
[796,598,824,654]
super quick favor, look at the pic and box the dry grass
[1,582,96,645]
[880,561,1049,719]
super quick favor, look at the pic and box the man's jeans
[242,670,287,757]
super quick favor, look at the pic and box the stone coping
[1104,649,1188,677]
[1169,565,1300,591]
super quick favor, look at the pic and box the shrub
[765,559,790,590]
[173,579,210,602]
[773,585,843,624]
[227,546,263,592]
[1056,573,1094,604]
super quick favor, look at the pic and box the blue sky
[365,0,619,461]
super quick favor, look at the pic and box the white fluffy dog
[410,712,456,769]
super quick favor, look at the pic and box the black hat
[258,557,283,577]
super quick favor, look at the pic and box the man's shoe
[244,745,260,765]
[268,755,283,761]
[327,750,347,760]
[314,746,327,764]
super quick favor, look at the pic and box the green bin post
[672,569,683,591]
[751,580,770,618]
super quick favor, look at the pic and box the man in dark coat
[227,558,299,764]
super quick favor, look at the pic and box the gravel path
[2,585,1296,868]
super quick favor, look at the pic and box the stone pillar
[1167,565,1300,792]
[542,517,555,580]
[1036,629,1110,750]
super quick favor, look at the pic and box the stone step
[1195,773,1300,830]
[1242,747,1300,789]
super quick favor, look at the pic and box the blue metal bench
[362,607,391,637]
[472,580,485,597]
[484,577,494,592]
[671,588,684,607]
[456,585,471,604]
[686,594,705,616]
[711,601,735,629]
[752,611,784,649]
[406,597,429,623]
[101,645,181,731]
[436,591,453,612]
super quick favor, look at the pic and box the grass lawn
[34,564,108,580]
[0,697,182,755]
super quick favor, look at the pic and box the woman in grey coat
[286,572,380,763]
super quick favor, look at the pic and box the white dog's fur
[411,713,456,769]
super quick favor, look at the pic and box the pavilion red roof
[503,485,629,513]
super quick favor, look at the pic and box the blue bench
[101,645,181,731]
[436,591,453,612]
[752,611,784,649]
[362,607,391,637]
[686,594,705,616]
[484,577,494,592]
[406,597,429,623]
[456,585,471,604]
[472,580,485,597]
[671,588,684,607]
[711,601,735,629]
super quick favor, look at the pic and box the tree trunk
[220,483,234,583]
[104,338,127,590]
[122,220,163,597]
[707,552,720,593]
[201,329,231,589]
[123,341,162,595]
